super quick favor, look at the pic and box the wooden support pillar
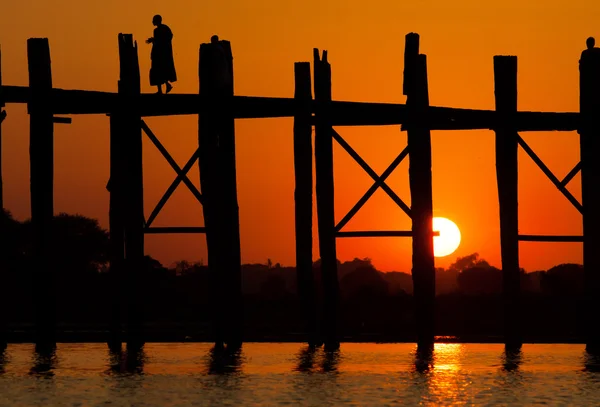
[404,33,435,346]
[293,62,319,346]
[494,56,521,349]
[0,46,4,211]
[27,38,55,347]
[199,38,242,348]
[0,47,5,350]
[116,34,144,349]
[579,44,600,352]
[108,112,125,350]
[313,49,339,351]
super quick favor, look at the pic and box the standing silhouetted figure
[146,15,177,94]
[581,37,600,66]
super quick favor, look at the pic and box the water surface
[0,343,599,406]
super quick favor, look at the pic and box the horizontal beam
[144,227,206,234]
[52,116,71,124]
[518,234,583,242]
[0,85,581,131]
[336,230,440,238]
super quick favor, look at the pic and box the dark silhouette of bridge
[0,32,598,353]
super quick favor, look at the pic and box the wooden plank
[314,48,340,351]
[337,230,440,238]
[579,42,600,352]
[0,84,582,130]
[52,116,71,124]
[27,38,55,347]
[518,235,583,242]
[293,62,319,346]
[144,227,206,234]
[494,55,521,350]
[405,33,435,347]
[337,231,412,238]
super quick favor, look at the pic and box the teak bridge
[0,33,598,352]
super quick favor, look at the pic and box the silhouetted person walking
[146,15,177,94]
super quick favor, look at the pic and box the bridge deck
[0,85,579,131]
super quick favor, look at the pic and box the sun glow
[433,217,461,258]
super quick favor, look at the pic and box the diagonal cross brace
[141,120,204,227]
[517,133,583,214]
[331,130,412,230]
[560,161,581,187]
[336,146,410,231]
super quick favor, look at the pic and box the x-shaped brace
[141,120,204,227]
[332,129,411,232]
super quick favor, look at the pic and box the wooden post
[293,62,319,346]
[198,41,223,347]
[108,112,125,350]
[313,49,339,350]
[0,46,4,211]
[199,38,242,348]
[494,56,521,349]
[117,34,144,349]
[404,33,435,346]
[579,44,600,352]
[0,47,5,350]
[27,38,55,347]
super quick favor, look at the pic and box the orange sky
[0,0,596,272]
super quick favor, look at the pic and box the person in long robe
[146,15,177,94]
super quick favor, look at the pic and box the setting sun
[433,217,461,258]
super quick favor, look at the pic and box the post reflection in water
[294,346,341,374]
[206,345,243,375]
[413,343,435,374]
[105,344,146,375]
[583,350,600,373]
[29,344,58,377]
[502,347,523,373]
[0,347,7,374]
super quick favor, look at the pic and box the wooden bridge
[0,32,598,352]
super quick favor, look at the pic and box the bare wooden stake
[579,45,600,353]
[314,48,339,351]
[494,55,521,350]
[27,38,55,347]
[293,62,319,346]
[404,33,435,346]
[199,38,242,349]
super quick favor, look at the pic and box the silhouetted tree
[541,263,584,296]
[448,253,490,273]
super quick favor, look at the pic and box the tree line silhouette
[0,209,588,341]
